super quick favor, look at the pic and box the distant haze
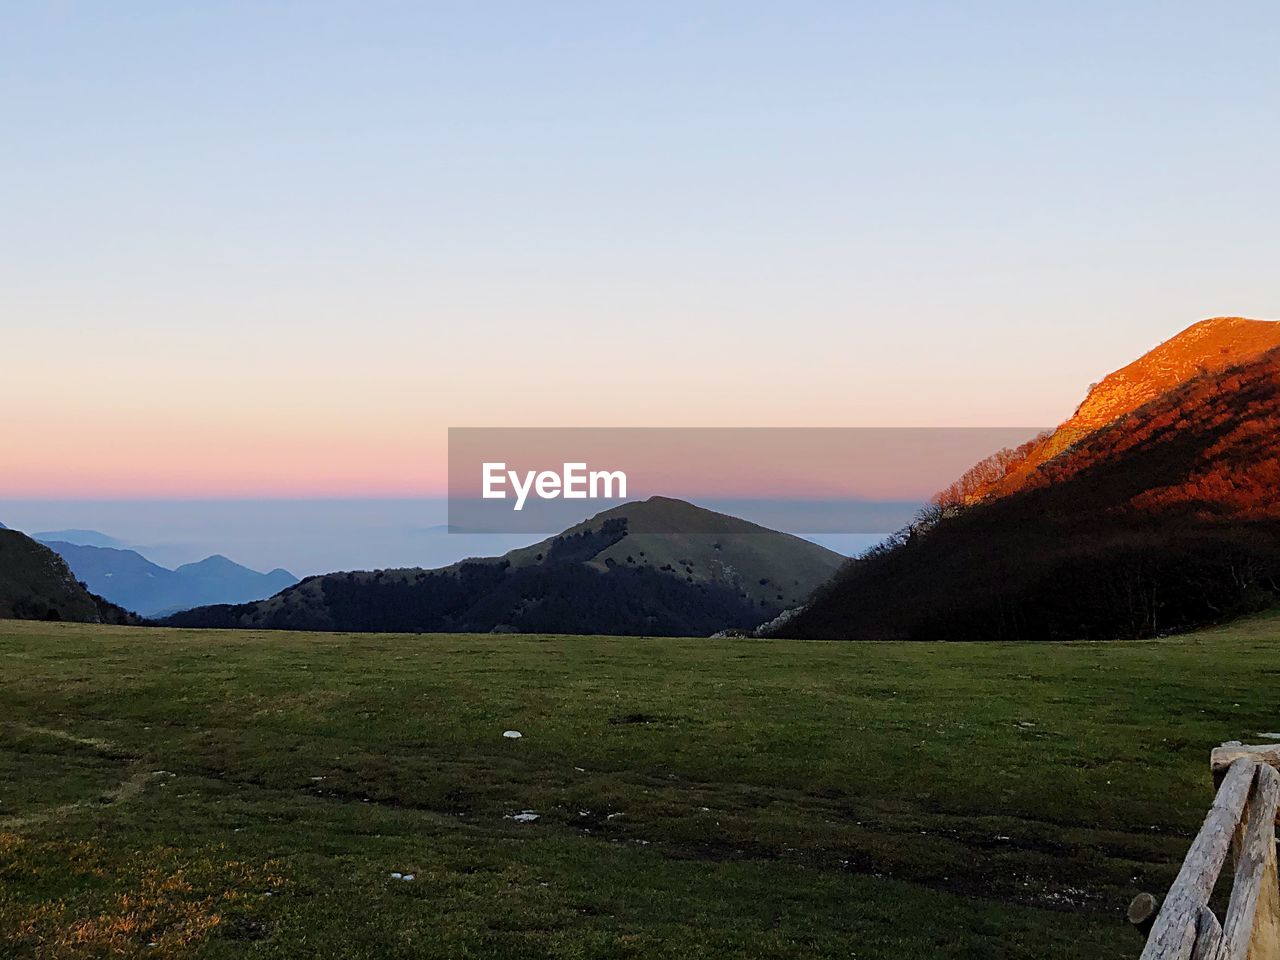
[0,501,524,577]
[0,500,882,577]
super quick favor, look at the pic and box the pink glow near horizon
[3,432,1028,501]
[3,414,448,498]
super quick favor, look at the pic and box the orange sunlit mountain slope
[941,317,1280,506]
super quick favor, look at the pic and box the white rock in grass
[503,730,523,739]
[506,811,539,823]
[390,872,402,879]
[403,874,415,882]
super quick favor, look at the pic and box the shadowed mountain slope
[0,529,136,623]
[780,334,1280,642]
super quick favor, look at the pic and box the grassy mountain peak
[501,497,844,610]
[165,498,845,636]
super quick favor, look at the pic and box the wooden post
[1219,764,1280,960]
[1252,837,1280,960]
[1191,905,1223,960]
[1137,742,1280,959]
[1141,759,1258,960]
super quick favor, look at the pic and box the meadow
[3,616,1279,959]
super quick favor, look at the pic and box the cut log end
[1129,892,1160,937]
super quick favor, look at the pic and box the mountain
[942,318,1280,506]
[39,542,297,618]
[779,319,1280,642]
[169,555,297,612]
[33,529,130,549]
[0,529,135,623]
[163,498,846,636]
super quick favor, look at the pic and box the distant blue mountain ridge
[35,533,296,618]
[33,528,128,548]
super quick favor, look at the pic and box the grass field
[3,617,1279,959]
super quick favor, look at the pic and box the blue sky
[2,1,1278,502]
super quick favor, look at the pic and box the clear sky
[3,2,1278,497]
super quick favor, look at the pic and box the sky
[3,1,1279,500]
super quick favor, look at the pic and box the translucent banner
[448,427,1045,534]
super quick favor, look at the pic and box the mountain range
[6,315,1277,642]
[779,317,1280,641]
[33,529,130,549]
[163,497,845,636]
[36,537,296,618]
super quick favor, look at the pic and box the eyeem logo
[482,462,628,511]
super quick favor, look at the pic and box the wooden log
[1211,744,1280,780]
[1190,905,1222,960]
[1141,758,1258,960]
[1254,846,1280,960]
[1219,764,1280,960]
[1246,764,1280,960]
[1215,743,1244,792]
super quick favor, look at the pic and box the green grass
[3,615,1279,958]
